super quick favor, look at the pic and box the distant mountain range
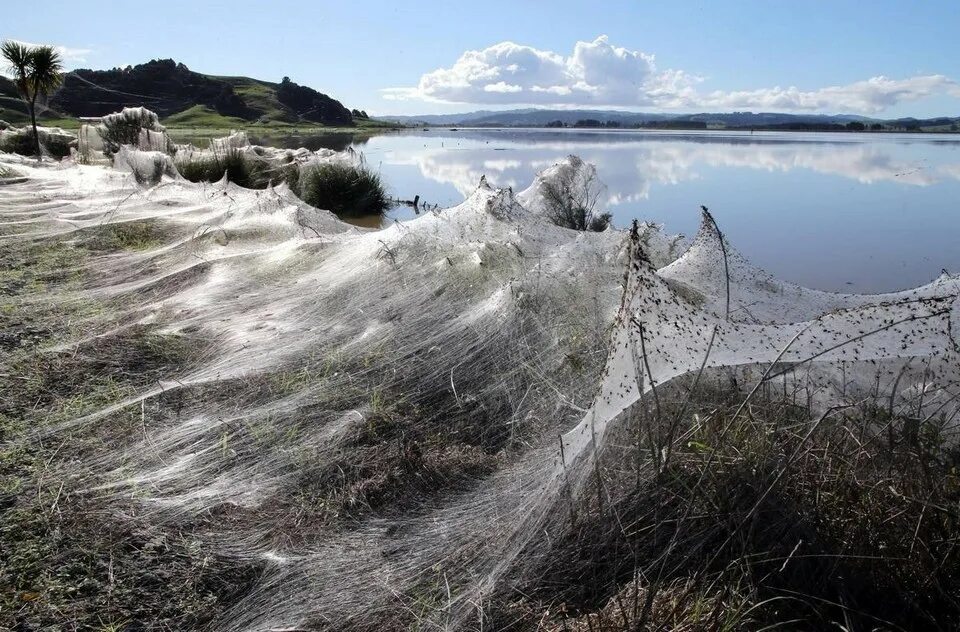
[0,59,367,127]
[377,108,960,131]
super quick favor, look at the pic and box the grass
[83,220,168,251]
[175,146,286,189]
[0,227,262,631]
[0,96,82,130]
[162,105,251,129]
[491,376,960,631]
[176,148,391,222]
[174,149,390,218]
[297,161,390,217]
[0,332,260,630]
[164,122,398,143]
[4,151,955,630]
[218,76,295,123]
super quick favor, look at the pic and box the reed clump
[297,161,390,217]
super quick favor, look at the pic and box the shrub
[97,107,168,156]
[297,161,389,217]
[0,128,71,159]
[0,130,35,156]
[541,156,611,231]
[131,154,171,187]
[175,148,275,189]
[39,131,73,159]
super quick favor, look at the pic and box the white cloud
[690,75,960,113]
[386,136,951,205]
[384,35,664,106]
[6,39,92,65]
[484,81,522,93]
[383,36,960,113]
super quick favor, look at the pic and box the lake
[345,128,960,293]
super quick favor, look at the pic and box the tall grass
[175,147,278,190]
[172,144,388,220]
[505,375,960,631]
[297,162,389,217]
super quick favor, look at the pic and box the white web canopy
[1,141,958,630]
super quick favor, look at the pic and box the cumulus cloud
[5,39,92,65]
[384,36,666,106]
[382,36,960,113]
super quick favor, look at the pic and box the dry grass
[494,376,960,631]
[0,228,262,630]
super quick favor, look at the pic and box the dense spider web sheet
[1,148,958,630]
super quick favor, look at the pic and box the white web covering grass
[1,145,958,630]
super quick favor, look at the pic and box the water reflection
[171,131,371,152]
[380,131,960,199]
[354,129,960,292]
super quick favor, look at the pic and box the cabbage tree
[1,41,64,158]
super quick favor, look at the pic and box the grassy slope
[0,98,80,130]
[213,75,293,123]
[1,72,397,133]
[162,105,251,128]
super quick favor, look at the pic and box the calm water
[346,128,960,293]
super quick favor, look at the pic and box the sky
[5,0,960,118]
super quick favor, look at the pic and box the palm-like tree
[1,41,64,158]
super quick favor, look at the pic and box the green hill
[0,59,392,130]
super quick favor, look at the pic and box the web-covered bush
[97,107,170,156]
[0,126,74,158]
[539,155,612,231]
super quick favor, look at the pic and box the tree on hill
[277,77,353,126]
[52,59,250,119]
[1,40,63,158]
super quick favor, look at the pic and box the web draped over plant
[0,146,958,630]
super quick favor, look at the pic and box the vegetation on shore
[297,161,391,217]
[3,233,957,630]
[171,144,390,217]
[0,58,402,134]
[540,155,612,231]
[491,376,960,631]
